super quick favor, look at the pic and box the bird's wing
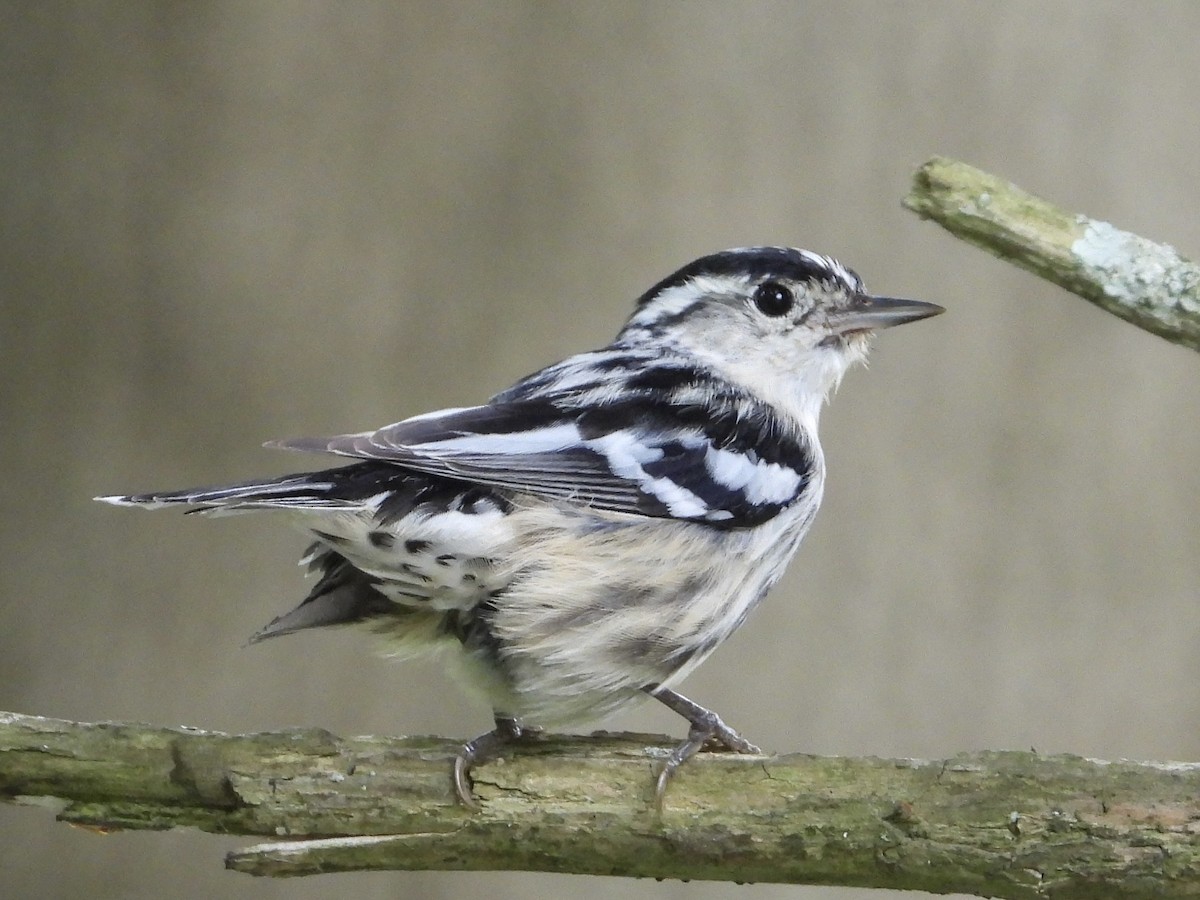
[268,397,813,528]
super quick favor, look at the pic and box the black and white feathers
[267,361,814,529]
[105,247,876,529]
[97,246,942,729]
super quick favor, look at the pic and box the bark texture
[4,711,1200,896]
[904,156,1200,352]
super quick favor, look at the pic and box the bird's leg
[643,684,761,807]
[453,713,540,808]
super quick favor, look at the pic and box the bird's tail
[247,546,395,642]
[94,471,352,515]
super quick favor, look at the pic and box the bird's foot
[643,684,761,809]
[453,715,540,808]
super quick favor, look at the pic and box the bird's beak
[828,295,945,335]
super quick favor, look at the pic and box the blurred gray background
[2,2,1198,899]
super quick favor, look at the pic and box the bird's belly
[297,495,816,726]
[476,504,812,724]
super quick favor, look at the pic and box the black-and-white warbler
[98,246,942,807]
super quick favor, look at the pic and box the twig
[903,156,1200,352]
[4,710,1200,895]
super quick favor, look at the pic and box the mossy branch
[5,711,1200,896]
[903,156,1200,352]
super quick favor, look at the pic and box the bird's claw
[453,715,532,808]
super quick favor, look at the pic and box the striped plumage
[99,246,942,806]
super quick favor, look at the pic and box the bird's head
[620,247,943,426]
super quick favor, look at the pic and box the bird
[97,246,943,808]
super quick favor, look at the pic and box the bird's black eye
[752,281,794,317]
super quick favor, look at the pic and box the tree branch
[4,711,1200,895]
[903,156,1200,352]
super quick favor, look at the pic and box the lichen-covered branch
[5,712,1200,896]
[903,156,1200,352]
